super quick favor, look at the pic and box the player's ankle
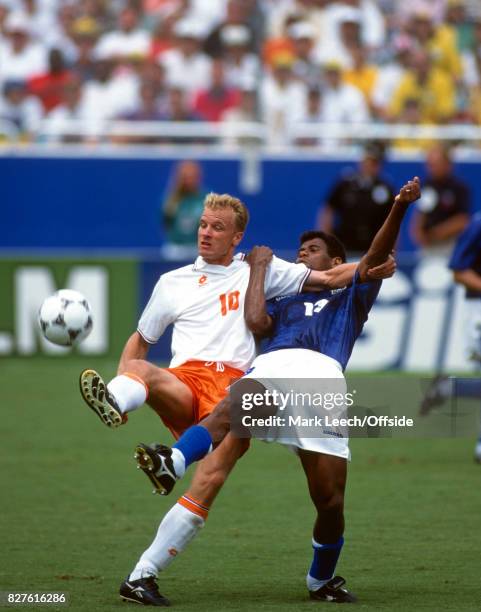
[170,448,186,478]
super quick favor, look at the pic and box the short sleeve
[137,275,177,344]
[264,256,310,300]
[449,217,481,271]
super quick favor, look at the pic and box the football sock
[306,537,344,591]
[454,378,481,399]
[129,496,209,580]
[107,373,148,414]
[170,449,186,479]
[173,425,213,471]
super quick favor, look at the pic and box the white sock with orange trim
[128,496,208,580]
[107,373,148,414]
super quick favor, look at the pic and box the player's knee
[122,358,152,379]
[123,360,173,392]
[311,488,344,517]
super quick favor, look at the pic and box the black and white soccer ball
[38,289,93,347]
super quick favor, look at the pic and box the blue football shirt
[259,270,381,370]
[449,212,481,299]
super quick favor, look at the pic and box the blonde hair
[204,192,249,232]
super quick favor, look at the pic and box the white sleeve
[137,275,177,344]
[264,256,310,300]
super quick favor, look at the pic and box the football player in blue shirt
[421,212,481,461]
[125,177,420,606]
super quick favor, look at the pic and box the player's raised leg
[80,331,195,429]
[80,362,194,430]
[298,450,356,603]
[123,434,249,604]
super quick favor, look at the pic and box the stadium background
[2,0,481,610]
[2,152,480,371]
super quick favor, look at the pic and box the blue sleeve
[449,216,481,271]
[350,269,382,317]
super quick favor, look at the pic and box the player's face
[198,208,243,265]
[296,238,338,271]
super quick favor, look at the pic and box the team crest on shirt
[198,275,208,286]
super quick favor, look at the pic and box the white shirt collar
[193,252,245,271]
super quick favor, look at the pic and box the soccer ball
[38,289,93,347]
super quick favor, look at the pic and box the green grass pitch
[1,358,480,611]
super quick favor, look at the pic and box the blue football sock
[307,537,344,590]
[173,425,213,469]
[455,378,481,399]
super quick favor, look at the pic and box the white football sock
[107,374,147,414]
[306,574,329,591]
[170,448,186,478]
[129,501,206,580]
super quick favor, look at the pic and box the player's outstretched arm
[245,246,275,337]
[358,176,421,282]
[304,262,357,290]
[117,331,150,374]
[304,258,396,290]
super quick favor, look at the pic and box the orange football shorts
[163,360,243,439]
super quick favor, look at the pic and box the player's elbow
[245,313,270,337]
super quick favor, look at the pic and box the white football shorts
[240,348,350,460]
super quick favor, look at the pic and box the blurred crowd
[2,0,481,146]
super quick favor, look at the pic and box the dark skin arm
[303,259,396,291]
[357,176,421,282]
[453,269,481,293]
[244,246,275,337]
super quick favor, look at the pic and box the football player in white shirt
[77,191,393,606]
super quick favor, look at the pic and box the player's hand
[395,176,421,206]
[247,246,273,267]
[367,253,396,279]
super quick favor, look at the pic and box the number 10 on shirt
[219,291,240,316]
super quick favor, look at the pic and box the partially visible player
[420,211,481,462]
[127,178,420,605]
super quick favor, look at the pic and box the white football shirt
[137,254,310,371]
